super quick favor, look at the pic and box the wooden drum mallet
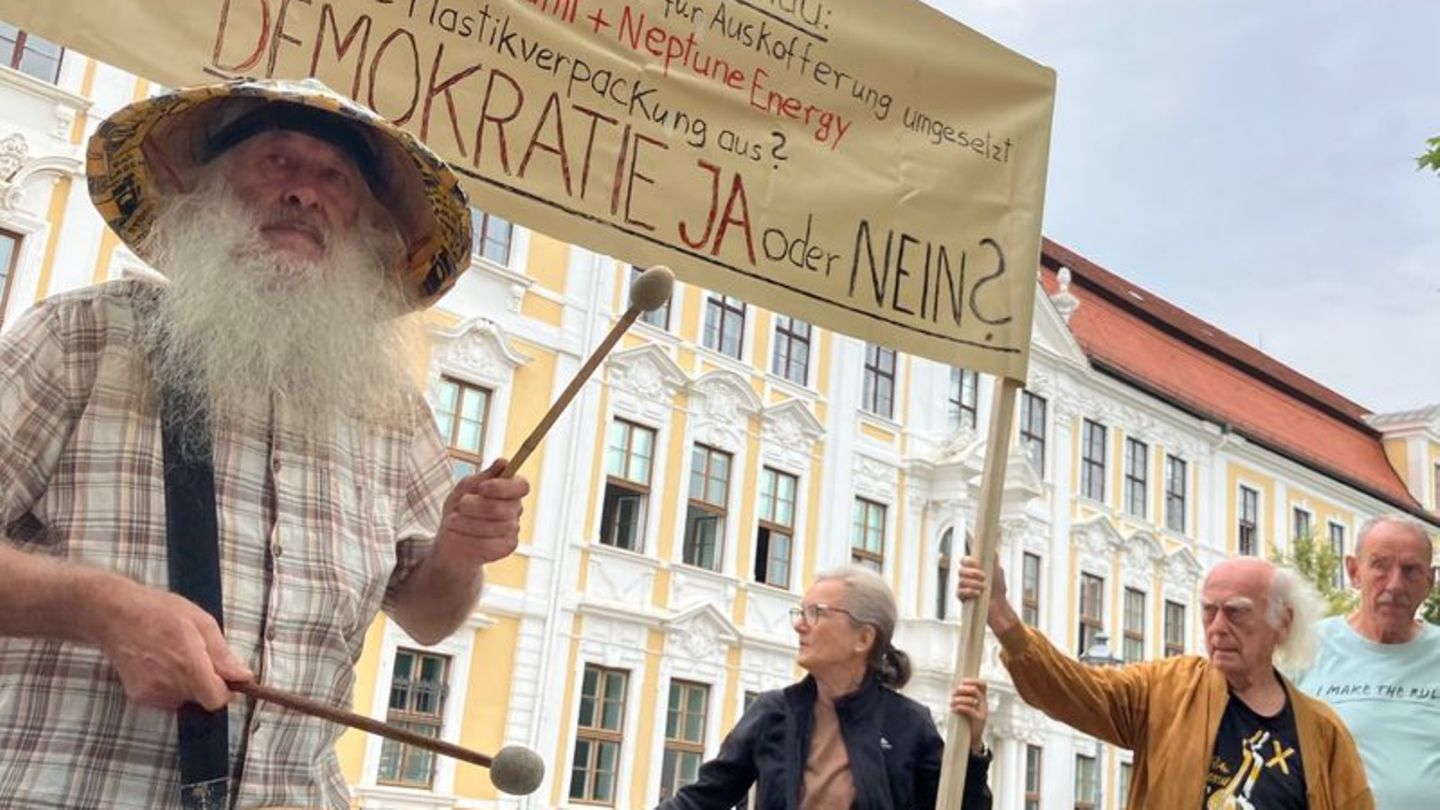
[500,265,675,478]
[230,681,545,795]
[273,268,671,790]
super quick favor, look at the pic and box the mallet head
[489,744,546,795]
[629,265,675,313]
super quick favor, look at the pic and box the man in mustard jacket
[956,555,1372,809]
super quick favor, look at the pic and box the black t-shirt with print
[1203,692,1307,809]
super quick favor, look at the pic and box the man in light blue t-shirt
[1295,516,1440,810]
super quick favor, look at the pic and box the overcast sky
[925,0,1440,414]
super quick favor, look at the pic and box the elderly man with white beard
[0,80,529,809]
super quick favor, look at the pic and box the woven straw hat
[86,77,472,309]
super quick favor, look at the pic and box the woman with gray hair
[656,565,993,809]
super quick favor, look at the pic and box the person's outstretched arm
[956,556,1153,751]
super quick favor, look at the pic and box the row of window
[571,665,719,804]
[1071,420,1373,564]
[572,666,1138,809]
[601,414,892,584]
[1235,486,1353,568]
[640,270,981,428]
[576,669,1135,809]
[1018,395,1195,535]
[374,651,712,802]
[635,269,819,390]
[624,426,1204,658]
[438,372,897,587]
[441,375,1204,630]
[1027,743,1136,810]
[380,642,1166,803]
[1078,417,1191,532]
[395,233,1361,577]
[1,25,63,84]
[934,541,1048,624]
[372,652,710,801]
[1077,571,1188,661]
[381,640,1165,803]
[570,664,1136,808]
[634,455,1197,664]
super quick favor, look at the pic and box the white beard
[139,171,424,446]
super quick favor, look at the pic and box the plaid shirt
[0,280,454,809]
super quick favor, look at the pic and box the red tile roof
[1039,238,1428,518]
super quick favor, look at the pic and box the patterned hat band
[203,102,384,193]
[86,78,473,310]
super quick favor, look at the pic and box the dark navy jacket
[656,674,993,810]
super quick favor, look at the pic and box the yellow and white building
[4,36,1437,810]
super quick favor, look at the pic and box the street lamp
[1079,631,1123,667]
[1078,631,1122,810]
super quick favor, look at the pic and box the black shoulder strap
[160,395,231,810]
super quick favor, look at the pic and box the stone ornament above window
[430,317,531,390]
[0,132,26,181]
[760,400,825,474]
[852,454,898,502]
[664,604,739,666]
[606,344,688,427]
[688,370,761,454]
[0,132,26,211]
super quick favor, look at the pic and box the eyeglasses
[789,603,856,626]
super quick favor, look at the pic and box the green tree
[1272,532,1357,617]
[1420,136,1440,173]
[1425,583,1440,626]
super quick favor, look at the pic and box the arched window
[936,529,953,619]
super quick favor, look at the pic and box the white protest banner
[0,0,1054,378]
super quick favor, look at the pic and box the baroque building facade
[3,37,1437,810]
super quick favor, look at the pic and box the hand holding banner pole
[935,377,1021,810]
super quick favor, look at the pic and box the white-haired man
[1296,516,1440,808]
[0,80,529,808]
[956,555,1372,809]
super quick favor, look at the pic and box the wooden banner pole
[935,376,1021,810]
